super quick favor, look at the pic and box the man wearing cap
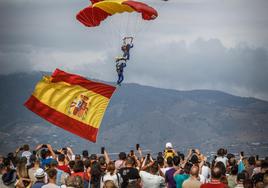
[32,168,46,188]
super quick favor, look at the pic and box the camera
[62,148,67,155]
[146,153,151,160]
[101,147,105,154]
[136,144,140,150]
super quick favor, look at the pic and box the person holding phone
[119,157,141,188]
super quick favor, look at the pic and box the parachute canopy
[76,0,158,27]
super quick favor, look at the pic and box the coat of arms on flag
[24,69,116,142]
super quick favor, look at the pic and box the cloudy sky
[1,0,268,100]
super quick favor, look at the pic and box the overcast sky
[1,0,268,100]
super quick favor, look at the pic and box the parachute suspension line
[126,12,131,37]
[133,12,140,39]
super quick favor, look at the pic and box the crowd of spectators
[0,142,267,188]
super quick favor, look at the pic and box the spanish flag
[24,69,116,142]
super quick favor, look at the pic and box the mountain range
[0,72,268,158]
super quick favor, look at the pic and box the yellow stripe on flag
[32,76,109,128]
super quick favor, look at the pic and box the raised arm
[104,149,111,164]
[46,144,56,159]
[184,149,193,163]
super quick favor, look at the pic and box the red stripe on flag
[24,95,99,142]
[51,69,116,99]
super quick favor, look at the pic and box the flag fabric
[24,69,116,142]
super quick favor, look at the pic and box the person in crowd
[252,160,268,188]
[15,145,32,166]
[90,160,103,188]
[215,149,228,167]
[182,166,202,188]
[164,142,177,160]
[227,165,238,188]
[139,160,165,188]
[234,172,246,188]
[61,176,83,188]
[162,157,173,176]
[200,167,225,188]
[115,152,127,171]
[36,144,56,169]
[157,155,166,175]
[165,156,180,188]
[42,168,60,188]
[28,155,44,184]
[174,162,192,188]
[103,180,117,188]
[246,156,256,178]
[63,175,83,188]
[1,158,17,188]
[252,160,262,176]
[119,156,141,188]
[200,161,211,184]
[263,172,268,188]
[82,150,89,161]
[49,159,69,186]
[57,154,71,174]
[101,161,122,188]
[71,160,89,187]
[32,168,46,188]
[214,161,227,186]
[15,158,32,188]
[68,160,75,174]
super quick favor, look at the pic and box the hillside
[0,72,268,157]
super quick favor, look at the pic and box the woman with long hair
[100,161,122,188]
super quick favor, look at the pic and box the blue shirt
[32,181,46,188]
[41,158,53,169]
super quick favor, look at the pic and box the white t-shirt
[161,167,172,176]
[22,151,32,166]
[139,171,165,188]
[100,172,123,188]
[200,165,211,183]
[215,156,228,167]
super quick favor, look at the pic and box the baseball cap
[166,142,173,149]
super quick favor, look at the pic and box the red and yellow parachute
[76,0,158,27]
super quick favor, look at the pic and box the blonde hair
[17,161,29,178]
[104,180,117,188]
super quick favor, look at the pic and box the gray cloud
[0,0,268,100]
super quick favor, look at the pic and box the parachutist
[115,57,127,86]
[121,37,134,61]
